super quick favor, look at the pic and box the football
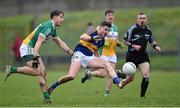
[122,62,136,74]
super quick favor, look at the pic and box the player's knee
[103,61,111,69]
[42,70,46,77]
[69,75,76,80]
[66,76,75,81]
[101,72,108,78]
[39,82,45,87]
[95,74,106,78]
[39,70,46,77]
[142,73,149,77]
[33,69,41,75]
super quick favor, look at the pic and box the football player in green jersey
[4,10,73,103]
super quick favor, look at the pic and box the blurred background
[0,0,180,71]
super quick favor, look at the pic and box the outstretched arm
[150,41,161,53]
[53,37,73,55]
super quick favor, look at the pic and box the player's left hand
[104,41,109,46]
[32,55,40,69]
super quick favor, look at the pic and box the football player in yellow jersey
[102,9,123,96]
[81,10,125,96]
[4,10,73,103]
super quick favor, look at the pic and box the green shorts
[22,54,33,62]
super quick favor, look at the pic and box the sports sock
[113,74,121,85]
[50,81,60,90]
[140,77,149,97]
[43,92,50,99]
[104,89,110,94]
[11,66,17,73]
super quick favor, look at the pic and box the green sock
[11,66,17,73]
[104,89,110,94]
[43,92,50,99]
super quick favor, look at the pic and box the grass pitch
[0,69,180,107]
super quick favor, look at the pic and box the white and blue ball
[122,62,136,75]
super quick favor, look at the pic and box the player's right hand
[32,55,40,69]
[155,46,161,53]
[118,43,125,49]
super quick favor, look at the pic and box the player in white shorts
[4,10,73,103]
[47,21,123,96]
[81,10,125,96]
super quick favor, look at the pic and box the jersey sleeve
[148,30,155,43]
[81,33,90,37]
[124,25,135,42]
[39,27,51,38]
[124,32,129,41]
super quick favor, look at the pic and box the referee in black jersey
[123,13,161,97]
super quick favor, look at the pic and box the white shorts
[71,51,95,68]
[101,55,117,64]
[20,44,34,57]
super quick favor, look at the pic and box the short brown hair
[50,10,64,19]
[139,12,145,15]
[100,21,112,28]
[105,9,114,16]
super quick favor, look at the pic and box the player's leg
[48,60,81,95]
[118,52,136,89]
[58,61,81,84]
[139,62,150,97]
[87,57,122,88]
[104,63,115,96]
[104,77,113,96]
[48,52,85,95]
[81,68,107,83]
[4,45,41,80]
[119,74,134,89]
[37,58,51,103]
[90,69,108,77]
[81,55,110,83]
[4,56,41,81]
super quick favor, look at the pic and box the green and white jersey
[22,20,57,48]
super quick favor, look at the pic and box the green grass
[0,69,180,107]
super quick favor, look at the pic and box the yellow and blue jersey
[74,31,105,56]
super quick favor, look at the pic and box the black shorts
[126,51,150,67]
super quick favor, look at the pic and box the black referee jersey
[124,23,155,53]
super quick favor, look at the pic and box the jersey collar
[51,20,55,29]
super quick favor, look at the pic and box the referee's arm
[150,41,161,53]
